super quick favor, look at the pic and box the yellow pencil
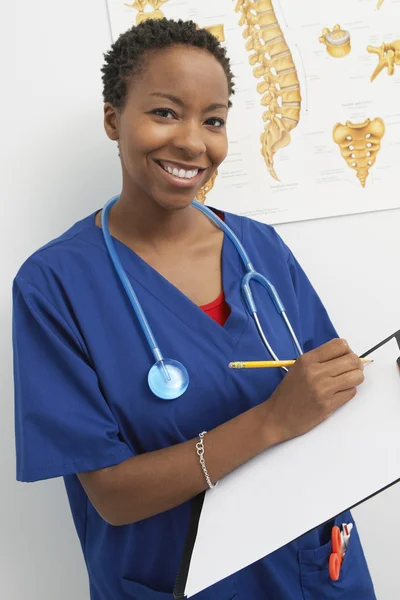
[229,358,373,369]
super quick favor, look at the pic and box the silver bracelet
[196,431,218,489]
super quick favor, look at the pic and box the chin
[154,190,199,212]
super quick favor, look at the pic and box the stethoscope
[101,194,303,400]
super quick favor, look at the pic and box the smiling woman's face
[104,44,230,211]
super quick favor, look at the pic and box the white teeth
[160,163,199,179]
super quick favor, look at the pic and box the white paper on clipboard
[182,336,400,598]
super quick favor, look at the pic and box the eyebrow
[149,92,228,112]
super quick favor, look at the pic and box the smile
[159,160,199,179]
[153,160,206,188]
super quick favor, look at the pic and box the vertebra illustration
[367,41,400,81]
[202,24,225,42]
[196,170,218,204]
[124,0,168,23]
[235,0,301,181]
[319,25,351,58]
[332,118,385,188]
[124,1,225,42]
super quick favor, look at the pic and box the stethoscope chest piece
[148,359,189,400]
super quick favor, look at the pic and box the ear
[104,103,120,141]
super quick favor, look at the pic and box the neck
[108,189,205,251]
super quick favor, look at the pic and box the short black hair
[101,18,235,110]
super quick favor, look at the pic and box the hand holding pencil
[252,338,367,444]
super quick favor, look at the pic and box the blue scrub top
[13,207,376,600]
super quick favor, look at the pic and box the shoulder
[221,209,291,263]
[14,210,99,289]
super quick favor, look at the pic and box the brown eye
[206,118,225,128]
[152,108,175,119]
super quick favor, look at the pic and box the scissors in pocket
[329,523,353,581]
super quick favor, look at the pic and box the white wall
[4,0,399,598]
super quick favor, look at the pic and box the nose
[170,120,207,158]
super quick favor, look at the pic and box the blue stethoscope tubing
[101,194,303,400]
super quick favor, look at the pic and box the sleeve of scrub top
[12,276,135,483]
[286,248,339,352]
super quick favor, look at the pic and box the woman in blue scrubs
[13,18,376,600]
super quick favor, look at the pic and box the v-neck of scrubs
[88,208,249,355]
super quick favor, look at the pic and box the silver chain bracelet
[196,431,218,489]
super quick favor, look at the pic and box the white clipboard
[174,330,400,599]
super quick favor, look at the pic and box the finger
[330,369,365,394]
[332,387,358,410]
[308,338,352,364]
[321,352,363,378]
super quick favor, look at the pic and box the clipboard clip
[359,329,400,359]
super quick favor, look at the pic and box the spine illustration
[367,41,400,81]
[319,25,351,58]
[332,118,385,188]
[235,0,302,181]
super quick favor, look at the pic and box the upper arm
[12,275,134,485]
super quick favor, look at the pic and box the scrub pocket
[298,517,376,600]
[121,577,238,600]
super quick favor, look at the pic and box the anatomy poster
[105,0,400,225]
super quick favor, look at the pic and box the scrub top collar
[83,207,250,356]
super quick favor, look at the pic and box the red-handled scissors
[329,526,343,581]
